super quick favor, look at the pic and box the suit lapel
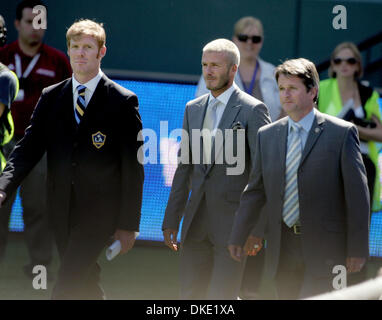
[192,95,209,131]
[300,110,325,166]
[77,75,108,131]
[57,79,78,135]
[277,118,289,189]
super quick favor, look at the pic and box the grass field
[1,233,381,300]
[0,233,180,300]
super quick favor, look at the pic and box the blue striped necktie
[282,123,302,227]
[75,85,86,124]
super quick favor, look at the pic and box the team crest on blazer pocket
[92,131,106,149]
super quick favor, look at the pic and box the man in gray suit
[229,58,369,299]
[162,39,271,299]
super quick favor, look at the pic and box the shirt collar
[288,107,316,133]
[72,69,103,94]
[208,83,237,106]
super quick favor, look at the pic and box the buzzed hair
[202,38,240,67]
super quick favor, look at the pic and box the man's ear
[310,86,318,101]
[99,45,107,59]
[231,63,238,74]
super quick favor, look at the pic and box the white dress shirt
[72,69,103,109]
[207,83,237,136]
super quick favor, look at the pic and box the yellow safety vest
[0,70,17,171]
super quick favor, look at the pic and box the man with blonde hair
[229,58,369,299]
[196,16,282,122]
[162,38,270,299]
[0,18,144,299]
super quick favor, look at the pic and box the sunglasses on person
[237,34,262,44]
[333,57,358,65]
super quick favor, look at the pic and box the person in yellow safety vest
[0,62,17,170]
[318,42,382,213]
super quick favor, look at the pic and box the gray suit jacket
[230,110,370,278]
[162,86,271,246]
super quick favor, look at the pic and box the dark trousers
[179,197,246,300]
[0,150,53,267]
[51,224,108,300]
[270,223,333,300]
[239,248,265,299]
[51,189,109,300]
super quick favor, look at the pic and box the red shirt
[0,40,72,137]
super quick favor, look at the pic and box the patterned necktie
[202,99,219,165]
[75,85,86,124]
[282,123,302,227]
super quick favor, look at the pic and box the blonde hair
[329,42,363,79]
[233,16,263,37]
[66,19,106,49]
[203,38,240,67]
[275,58,320,103]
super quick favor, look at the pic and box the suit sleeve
[341,125,370,258]
[229,129,267,246]
[246,103,271,237]
[0,89,49,199]
[117,94,144,231]
[162,104,192,231]
[246,103,271,171]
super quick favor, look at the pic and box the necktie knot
[290,122,301,134]
[77,85,86,96]
[75,85,87,124]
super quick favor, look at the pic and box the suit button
[72,162,77,167]
[71,181,74,186]
[73,142,78,148]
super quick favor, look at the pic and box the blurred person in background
[0,15,7,47]
[319,42,381,214]
[318,42,382,286]
[196,16,282,122]
[0,0,71,279]
[0,62,17,184]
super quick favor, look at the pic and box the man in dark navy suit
[0,19,144,299]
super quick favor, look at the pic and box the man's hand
[228,244,244,262]
[346,257,366,274]
[0,190,6,207]
[113,229,137,254]
[243,235,263,256]
[163,229,178,251]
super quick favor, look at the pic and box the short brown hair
[66,19,106,49]
[233,16,263,37]
[275,58,320,103]
[329,42,363,79]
